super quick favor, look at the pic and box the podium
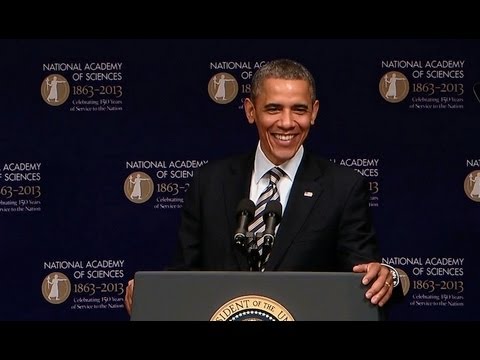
[130,271,382,321]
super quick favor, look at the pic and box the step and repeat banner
[0,39,478,320]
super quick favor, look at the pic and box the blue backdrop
[0,39,478,320]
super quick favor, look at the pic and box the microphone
[234,198,255,251]
[261,200,282,249]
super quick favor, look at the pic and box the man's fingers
[124,279,134,316]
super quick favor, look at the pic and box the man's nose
[278,110,295,128]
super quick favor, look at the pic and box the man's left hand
[353,262,393,307]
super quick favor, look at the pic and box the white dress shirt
[249,142,304,215]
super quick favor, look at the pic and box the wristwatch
[381,263,400,287]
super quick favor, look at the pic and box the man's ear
[310,99,320,125]
[244,98,255,124]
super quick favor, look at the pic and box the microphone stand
[244,231,272,272]
[243,231,259,271]
[236,228,276,271]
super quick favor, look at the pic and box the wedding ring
[385,281,392,288]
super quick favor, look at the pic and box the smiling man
[124,59,400,315]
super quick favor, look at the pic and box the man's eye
[292,107,308,114]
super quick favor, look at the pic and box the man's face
[245,78,319,165]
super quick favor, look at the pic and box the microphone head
[236,198,255,219]
[264,200,282,221]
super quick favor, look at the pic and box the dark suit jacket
[173,149,380,272]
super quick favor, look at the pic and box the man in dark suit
[124,58,400,315]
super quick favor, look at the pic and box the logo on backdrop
[207,72,239,104]
[397,268,411,296]
[210,295,294,321]
[124,172,154,204]
[41,272,71,304]
[379,71,410,103]
[41,74,70,106]
[464,170,480,202]
[474,83,480,103]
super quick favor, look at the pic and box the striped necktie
[248,167,284,270]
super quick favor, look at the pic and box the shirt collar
[253,142,304,184]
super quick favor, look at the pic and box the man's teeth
[274,134,294,141]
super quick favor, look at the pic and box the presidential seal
[210,295,294,321]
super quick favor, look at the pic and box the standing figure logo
[464,170,480,202]
[124,172,154,204]
[41,74,70,106]
[208,72,238,104]
[474,83,480,103]
[41,272,71,304]
[379,71,409,103]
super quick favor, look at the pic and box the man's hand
[124,279,135,316]
[353,262,393,307]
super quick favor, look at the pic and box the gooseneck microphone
[233,198,255,251]
[261,200,282,249]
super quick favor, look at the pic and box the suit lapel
[223,153,255,270]
[265,152,325,270]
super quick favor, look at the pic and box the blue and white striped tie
[248,167,284,270]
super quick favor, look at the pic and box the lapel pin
[304,191,313,197]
